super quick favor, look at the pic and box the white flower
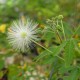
[8,19,39,52]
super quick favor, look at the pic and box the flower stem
[56,20,62,43]
[61,20,66,41]
[31,39,64,61]
[56,30,62,43]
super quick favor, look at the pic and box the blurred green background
[0,0,80,80]
[0,0,80,24]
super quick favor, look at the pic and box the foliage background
[0,0,80,80]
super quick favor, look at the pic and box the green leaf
[64,68,79,80]
[52,40,67,56]
[59,65,74,75]
[36,40,67,62]
[35,46,56,62]
[40,55,54,65]
[64,39,75,67]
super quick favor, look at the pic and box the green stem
[61,20,66,41]
[31,39,64,61]
[56,30,62,43]
[56,20,62,42]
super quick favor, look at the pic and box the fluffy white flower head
[8,19,39,52]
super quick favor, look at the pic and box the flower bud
[58,15,63,19]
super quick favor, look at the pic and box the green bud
[58,15,63,19]
[56,25,62,31]
[56,25,60,28]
